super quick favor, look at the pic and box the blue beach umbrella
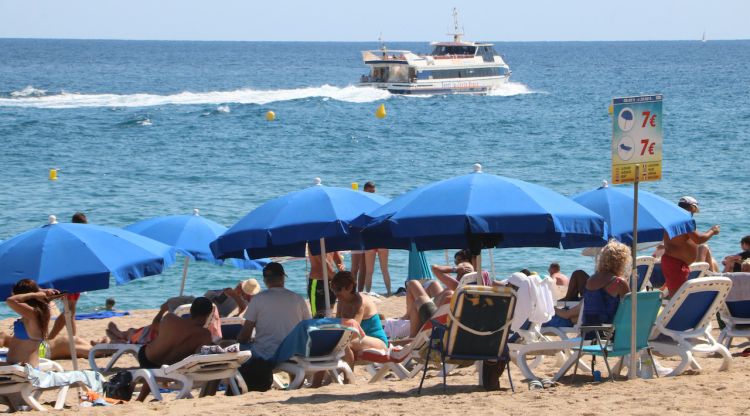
[210,178,389,314]
[407,242,432,281]
[125,209,269,296]
[572,181,695,245]
[0,216,176,300]
[357,164,608,252]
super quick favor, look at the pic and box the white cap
[678,196,699,212]
[473,163,482,173]
[313,177,322,185]
[193,208,200,216]
[48,215,58,224]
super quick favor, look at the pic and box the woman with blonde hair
[582,240,631,326]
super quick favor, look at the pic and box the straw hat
[240,278,261,296]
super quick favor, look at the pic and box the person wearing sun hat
[203,278,261,317]
[662,195,721,297]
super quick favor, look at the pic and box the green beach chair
[556,291,662,383]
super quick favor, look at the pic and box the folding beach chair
[636,256,656,290]
[275,324,359,389]
[417,285,516,394]
[718,272,750,348]
[687,262,710,280]
[649,276,732,376]
[0,359,100,411]
[131,350,251,401]
[554,291,662,382]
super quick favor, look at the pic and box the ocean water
[0,39,748,318]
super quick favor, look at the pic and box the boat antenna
[379,32,387,52]
[448,7,464,43]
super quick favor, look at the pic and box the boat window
[430,45,477,56]
[423,67,503,79]
[480,46,495,62]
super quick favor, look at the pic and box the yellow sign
[611,95,663,184]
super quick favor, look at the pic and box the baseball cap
[678,196,700,212]
[240,278,261,296]
[262,262,285,279]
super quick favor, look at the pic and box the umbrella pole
[61,297,79,370]
[444,249,449,264]
[61,297,83,399]
[476,251,482,277]
[320,238,332,317]
[628,167,640,380]
[179,256,190,296]
[489,248,496,280]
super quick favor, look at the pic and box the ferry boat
[359,9,511,95]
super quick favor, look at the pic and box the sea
[0,39,748,318]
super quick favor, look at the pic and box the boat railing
[432,54,475,59]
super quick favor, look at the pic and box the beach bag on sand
[481,359,508,391]
[103,371,134,401]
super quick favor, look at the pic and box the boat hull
[359,74,510,95]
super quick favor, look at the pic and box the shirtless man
[307,250,345,317]
[135,297,213,401]
[662,196,720,296]
[548,262,570,286]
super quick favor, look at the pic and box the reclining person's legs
[407,281,438,337]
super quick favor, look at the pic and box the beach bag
[103,371,134,401]
[481,359,507,391]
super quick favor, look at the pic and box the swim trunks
[137,346,159,369]
[66,293,81,301]
[307,278,336,318]
[661,254,690,296]
[417,301,438,330]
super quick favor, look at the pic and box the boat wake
[486,81,537,96]
[0,85,392,109]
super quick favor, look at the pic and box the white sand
[1,295,745,415]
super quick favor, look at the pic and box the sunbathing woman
[4,279,61,367]
[331,271,388,355]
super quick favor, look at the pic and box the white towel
[507,272,533,331]
[725,272,750,302]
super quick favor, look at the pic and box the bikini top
[13,319,43,343]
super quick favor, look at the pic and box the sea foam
[0,85,391,109]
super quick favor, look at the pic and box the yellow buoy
[265,110,276,121]
[375,103,386,119]
[351,182,359,191]
[48,169,57,181]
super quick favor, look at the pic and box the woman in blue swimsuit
[331,271,388,367]
[5,279,61,367]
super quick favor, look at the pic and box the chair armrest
[578,325,613,333]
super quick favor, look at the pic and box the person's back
[582,275,625,326]
[244,287,310,359]
[141,298,213,367]
[145,314,211,365]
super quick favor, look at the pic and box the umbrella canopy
[0,216,176,300]
[357,165,608,251]
[125,209,268,269]
[211,179,390,260]
[572,182,695,245]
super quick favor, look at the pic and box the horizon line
[1,36,749,43]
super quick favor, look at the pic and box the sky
[0,0,748,42]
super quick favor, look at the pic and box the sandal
[528,380,543,391]
[541,379,558,389]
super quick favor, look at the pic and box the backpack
[103,370,134,401]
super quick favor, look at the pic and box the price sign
[611,95,663,184]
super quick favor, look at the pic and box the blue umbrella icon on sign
[618,108,634,132]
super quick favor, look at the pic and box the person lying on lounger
[134,297,214,401]
[405,262,475,337]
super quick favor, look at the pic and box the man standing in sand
[135,297,214,401]
[662,196,720,296]
[308,250,345,317]
[237,262,311,391]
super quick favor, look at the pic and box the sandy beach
[2,294,746,415]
